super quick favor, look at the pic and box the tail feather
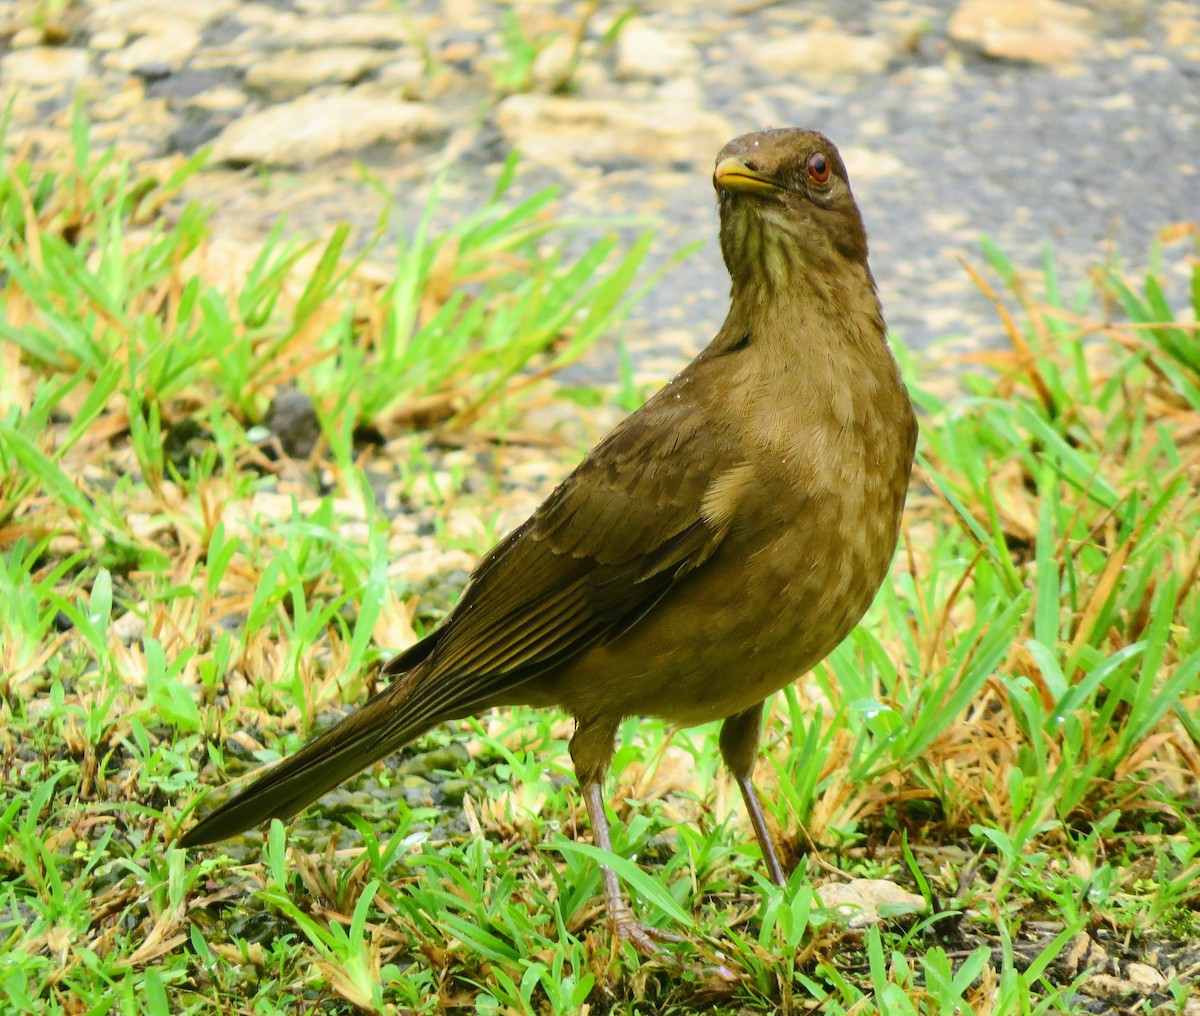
[180,671,437,847]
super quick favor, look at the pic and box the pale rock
[1098,92,1135,111]
[1161,2,1200,59]
[211,92,446,167]
[228,3,296,33]
[102,27,200,74]
[88,134,154,164]
[926,211,971,234]
[530,35,577,90]
[948,0,1095,67]
[111,610,147,646]
[815,879,925,928]
[756,82,813,113]
[839,145,905,180]
[443,506,493,546]
[90,30,128,51]
[91,80,148,121]
[187,85,247,112]
[857,116,889,138]
[508,0,561,12]
[1126,963,1167,991]
[247,491,296,525]
[11,28,42,48]
[187,236,270,298]
[616,23,699,81]
[622,743,697,797]
[1081,973,1139,999]
[440,39,479,64]
[377,58,428,89]
[0,0,19,32]
[393,545,476,585]
[569,60,608,94]
[90,0,236,34]
[287,13,411,47]
[2,91,38,122]
[1129,53,1172,75]
[756,27,892,81]
[87,128,154,163]
[2,47,90,87]
[1058,932,1108,977]
[188,48,258,73]
[443,0,489,30]
[655,75,703,107]
[495,94,733,172]
[244,47,391,100]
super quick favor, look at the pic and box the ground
[1,1,1199,1013]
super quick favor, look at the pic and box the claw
[612,909,684,955]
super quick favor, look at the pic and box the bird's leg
[736,774,787,888]
[571,718,670,954]
[580,780,662,954]
[720,704,787,887]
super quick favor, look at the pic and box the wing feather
[181,379,758,846]
[412,396,750,715]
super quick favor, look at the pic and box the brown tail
[180,640,447,847]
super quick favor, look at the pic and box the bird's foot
[612,911,683,956]
[613,916,740,981]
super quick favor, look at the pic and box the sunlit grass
[1,116,1197,1014]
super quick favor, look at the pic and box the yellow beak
[713,157,781,195]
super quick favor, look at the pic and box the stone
[1057,932,1109,978]
[755,27,892,81]
[187,85,247,112]
[494,94,733,172]
[265,388,321,458]
[1125,963,1167,991]
[815,879,925,928]
[377,57,429,90]
[102,27,201,75]
[285,13,410,48]
[530,35,577,90]
[948,0,1095,67]
[111,610,147,646]
[1161,2,1200,60]
[90,79,149,122]
[616,24,699,81]
[655,75,703,107]
[90,30,128,51]
[90,0,237,34]
[244,47,391,100]
[839,145,905,180]
[1080,973,1139,1000]
[1,47,90,87]
[210,92,445,167]
[10,27,43,48]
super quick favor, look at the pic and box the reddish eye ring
[807,152,831,184]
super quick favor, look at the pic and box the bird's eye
[807,153,831,185]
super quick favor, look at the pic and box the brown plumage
[179,128,918,951]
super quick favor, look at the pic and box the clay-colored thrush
[180,128,918,950]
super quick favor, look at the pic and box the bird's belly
[532,488,897,728]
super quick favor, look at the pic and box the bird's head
[713,128,870,300]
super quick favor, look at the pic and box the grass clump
[1,114,1198,1014]
[0,118,655,1009]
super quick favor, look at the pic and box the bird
[179,127,918,953]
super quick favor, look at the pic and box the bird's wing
[179,392,748,847]
[415,395,747,711]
